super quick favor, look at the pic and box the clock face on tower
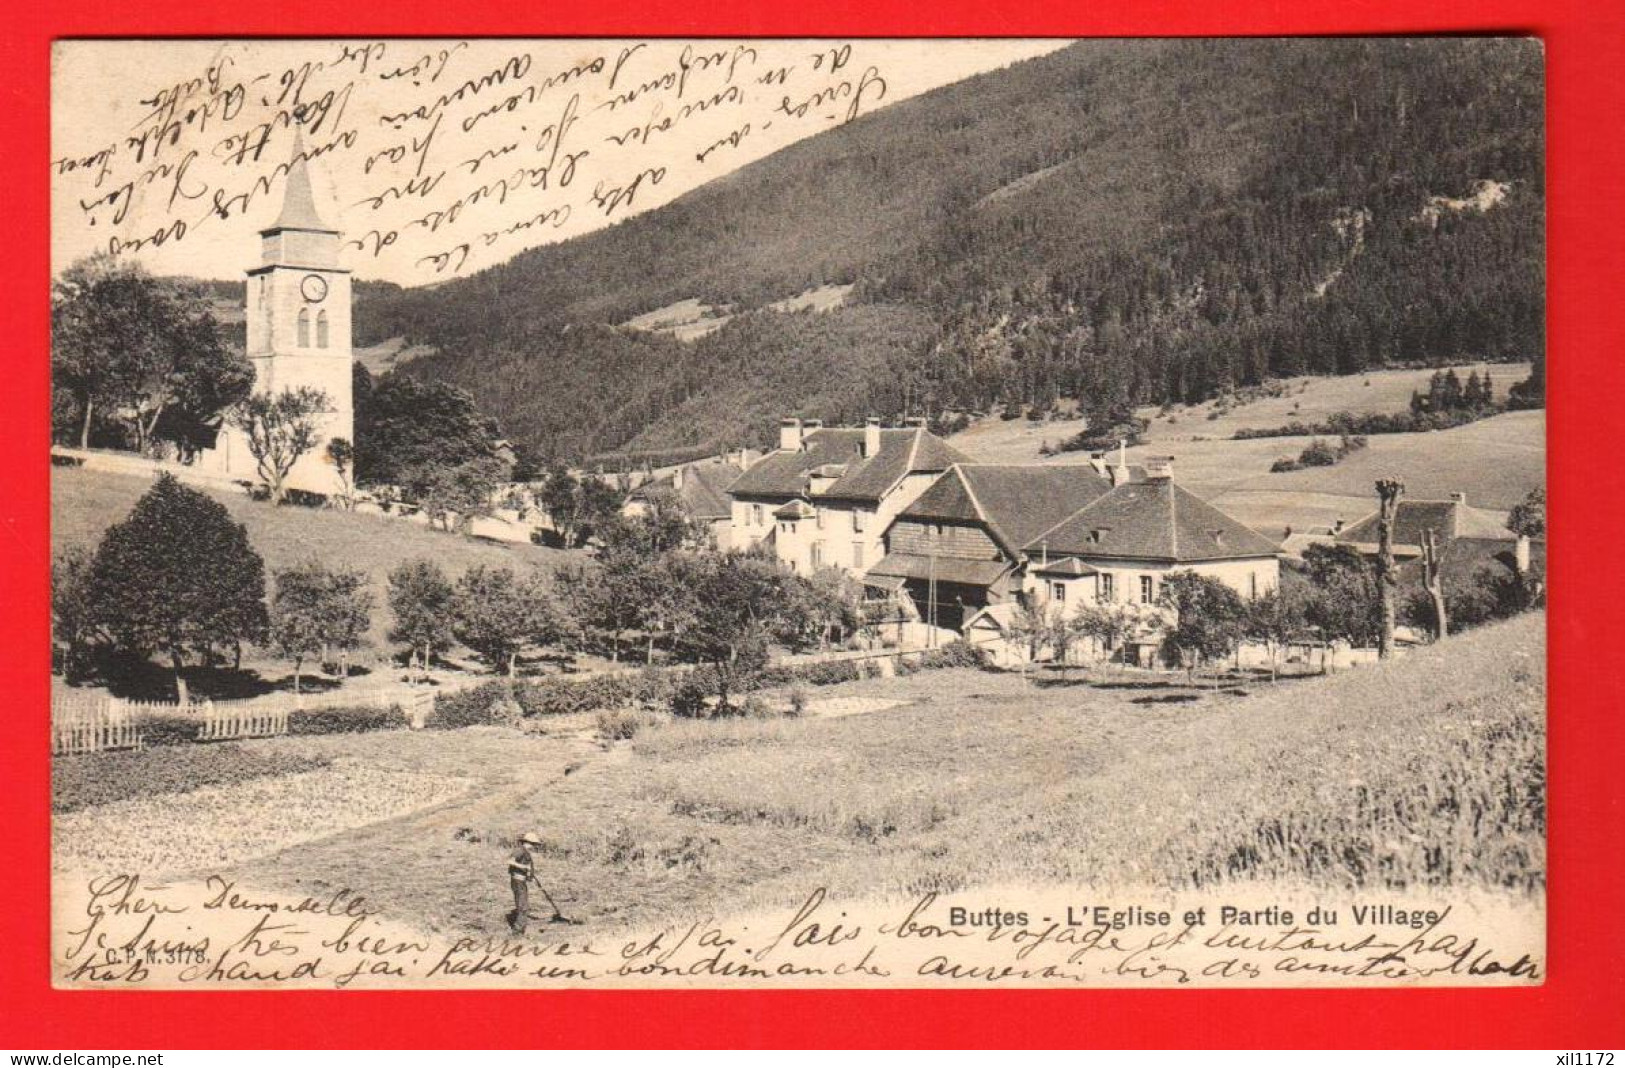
[300,273,329,303]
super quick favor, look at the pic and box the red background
[3,0,1621,1049]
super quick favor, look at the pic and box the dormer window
[1209,529,1225,546]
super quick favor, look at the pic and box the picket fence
[51,697,143,756]
[51,686,436,753]
[195,700,289,741]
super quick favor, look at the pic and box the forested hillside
[352,38,1544,460]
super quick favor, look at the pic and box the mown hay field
[57,611,1543,937]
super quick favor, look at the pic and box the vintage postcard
[48,37,1546,989]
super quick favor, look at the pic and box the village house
[1333,492,1546,588]
[1005,457,1282,660]
[868,455,1280,661]
[622,451,755,549]
[866,462,1129,632]
[727,418,970,575]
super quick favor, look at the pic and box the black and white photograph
[48,37,1546,988]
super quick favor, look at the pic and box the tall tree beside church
[86,474,269,703]
[231,387,331,504]
[51,255,253,450]
[351,368,504,485]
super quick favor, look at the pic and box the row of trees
[53,475,865,709]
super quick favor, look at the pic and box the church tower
[226,136,354,496]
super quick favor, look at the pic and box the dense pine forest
[350,38,1544,461]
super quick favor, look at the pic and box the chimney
[1515,533,1531,575]
[1145,456,1174,482]
[1087,452,1108,479]
[779,418,802,452]
[673,465,686,490]
[863,417,882,459]
[1114,438,1131,484]
[1333,517,1345,535]
[1449,491,1466,537]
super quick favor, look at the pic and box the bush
[596,707,656,740]
[915,640,993,671]
[287,703,409,735]
[1297,439,1341,467]
[429,683,523,729]
[141,713,203,747]
[669,675,712,718]
[787,684,809,716]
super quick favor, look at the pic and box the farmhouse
[873,456,1280,646]
[622,453,752,549]
[1022,457,1281,611]
[728,418,970,574]
[868,463,1123,631]
[1334,492,1545,586]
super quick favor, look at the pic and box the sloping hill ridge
[353,38,1544,461]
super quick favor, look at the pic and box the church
[202,138,354,498]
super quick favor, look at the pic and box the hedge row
[138,703,408,746]
[427,654,928,728]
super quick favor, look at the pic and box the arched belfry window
[316,309,329,348]
[297,308,311,348]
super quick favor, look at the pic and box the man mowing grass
[506,832,578,933]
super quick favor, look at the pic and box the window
[751,504,763,526]
[316,309,329,348]
[1100,573,1115,601]
[296,308,310,347]
[853,542,864,569]
[811,542,824,568]
[853,510,866,533]
[1140,576,1155,604]
[815,509,824,530]
[1051,582,1066,602]
[1250,572,1259,600]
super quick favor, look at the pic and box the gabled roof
[1337,498,1510,548]
[1032,479,1280,562]
[626,458,739,519]
[901,464,1117,556]
[729,427,969,502]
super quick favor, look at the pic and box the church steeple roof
[265,132,336,234]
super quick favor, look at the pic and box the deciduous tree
[387,559,456,683]
[86,474,268,702]
[232,386,331,504]
[1158,571,1247,680]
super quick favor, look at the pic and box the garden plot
[53,759,476,878]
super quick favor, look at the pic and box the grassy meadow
[57,611,1543,937]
